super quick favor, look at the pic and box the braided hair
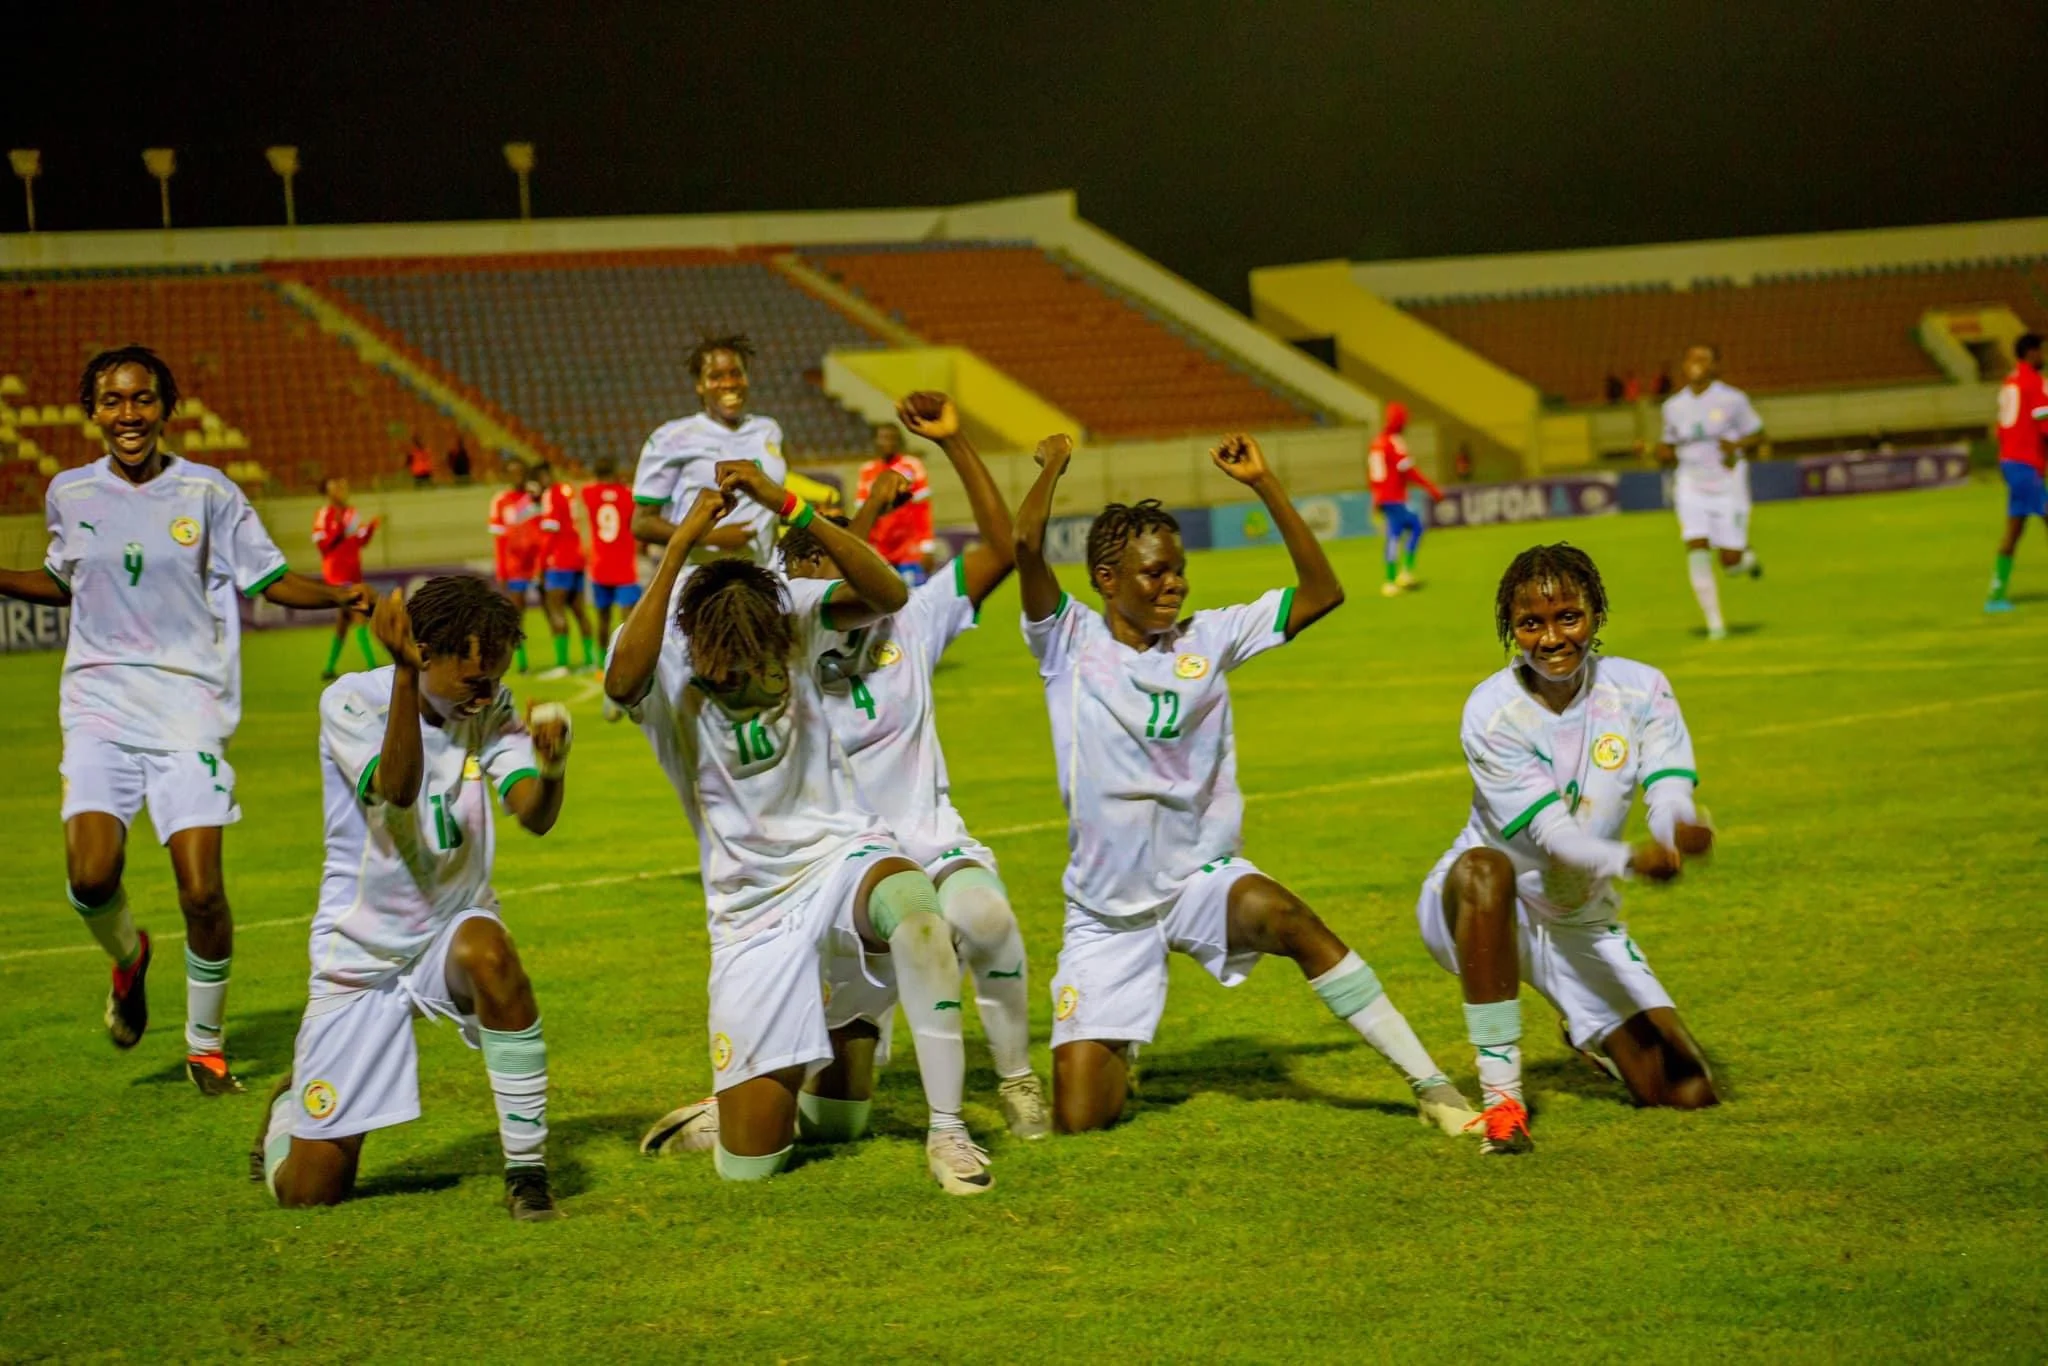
[776,510,850,571]
[1494,543,1608,652]
[1086,499,1181,588]
[79,344,180,416]
[687,334,755,380]
[407,575,526,664]
[676,558,794,683]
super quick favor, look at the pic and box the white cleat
[926,1129,994,1196]
[1381,581,1403,598]
[640,1097,719,1156]
[1417,1082,1483,1138]
[1395,569,1417,590]
[1706,625,1728,641]
[997,1074,1052,1140]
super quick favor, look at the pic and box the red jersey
[312,503,375,585]
[579,482,638,586]
[537,482,586,573]
[857,453,933,567]
[1367,432,1444,505]
[488,488,543,582]
[1997,361,2048,473]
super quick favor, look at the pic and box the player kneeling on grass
[1016,431,1477,1136]
[1420,544,1718,1157]
[607,463,995,1195]
[257,576,573,1220]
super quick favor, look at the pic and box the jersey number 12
[1144,688,1183,740]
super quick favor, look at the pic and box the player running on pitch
[0,346,367,1092]
[1015,430,1477,1136]
[1367,401,1443,596]
[533,462,597,676]
[1418,543,1718,1156]
[313,475,380,680]
[1986,332,2048,613]
[255,576,573,1219]
[487,458,540,673]
[606,463,995,1194]
[1655,344,1764,639]
[630,334,787,566]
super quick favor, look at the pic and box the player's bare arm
[849,466,909,543]
[1718,429,1766,467]
[265,572,371,613]
[369,588,427,808]
[0,566,72,606]
[1212,434,1343,637]
[502,700,569,835]
[605,487,732,706]
[902,390,1016,606]
[1014,433,1074,622]
[720,460,907,627]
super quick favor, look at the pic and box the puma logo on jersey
[78,520,96,533]
[933,1000,963,1012]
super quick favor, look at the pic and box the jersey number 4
[1144,688,1183,740]
[849,677,877,721]
[122,543,144,586]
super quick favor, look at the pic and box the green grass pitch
[1,482,2042,1361]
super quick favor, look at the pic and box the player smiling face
[696,347,750,427]
[1508,580,1595,683]
[90,362,168,470]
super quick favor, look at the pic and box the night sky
[12,2,2046,309]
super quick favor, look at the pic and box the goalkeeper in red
[1368,403,1443,596]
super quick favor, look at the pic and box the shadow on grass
[353,1110,647,1200]
[1692,622,1765,639]
[132,1003,305,1088]
[1128,1034,1414,1118]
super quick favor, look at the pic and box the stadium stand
[1400,259,2048,404]
[0,270,459,511]
[800,243,1324,438]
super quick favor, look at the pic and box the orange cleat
[1469,1096,1534,1156]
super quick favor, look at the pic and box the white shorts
[60,730,241,843]
[289,907,495,1141]
[1674,482,1746,550]
[1415,871,1673,1052]
[707,839,905,1090]
[1049,856,1264,1049]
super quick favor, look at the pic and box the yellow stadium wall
[823,348,1083,455]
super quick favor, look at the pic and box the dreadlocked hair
[1086,500,1180,584]
[79,344,180,416]
[1494,543,1608,652]
[407,575,527,663]
[776,510,850,569]
[676,558,794,682]
[687,333,755,379]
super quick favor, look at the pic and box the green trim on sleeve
[952,554,968,596]
[1641,767,1699,791]
[496,767,541,800]
[1052,591,1070,619]
[1500,789,1561,840]
[1272,586,1296,634]
[820,579,846,606]
[42,564,70,593]
[243,563,289,599]
[632,494,668,506]
[355,756,381,805]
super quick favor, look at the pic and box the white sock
[1687,548,1724,630]
[263,1085,296,1200]
[1731,549,1758,575]
[1308,953,1450,1093]
[889,911,968,1132]
[479,1020,549,1168]
[70,886,140,965]
[184,948,230,1055]
[1465,999,1525,1107]
[939,873,1033,1080]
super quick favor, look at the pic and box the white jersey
[624,574,890,946]
[816,558,979,866]
[310,667,538,999]
[43,455,287,751]
[632,412,788,565]
[1024,588,1294,919]
[1660,380,1761,499]
[1435,656,1698,925]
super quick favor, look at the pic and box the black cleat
[105,930,151,1050]
[505,1165,564,1222]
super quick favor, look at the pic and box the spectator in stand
[1622,372,1642,403]
[313,476,381,681]
[447,435,472,485]
[404,431,434,488]
[1604,374,1624,405]
[1654,368,1674,399]
[856,420,934,584]
[1454,444,1474,483]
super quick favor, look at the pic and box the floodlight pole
[503,142,534,221]
[143,147,176,229]
[265,146,300,227]
[8,149,39,232]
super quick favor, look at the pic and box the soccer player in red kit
[313,476,380,680]
[580,456,643,643]
[856,421,935,584]
[1368,402,1443,596]
[487,458,540,673]
[1987,332,2048,613]
[534,462,596,675]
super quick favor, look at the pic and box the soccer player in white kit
[1655,344,1765,640]
[255,577,573,1218]
[629,334,787,566]
[1015,431,1477,1137]
[606,465,996,1194]
[0,346,368,1093]
[1418,544,1719,1156]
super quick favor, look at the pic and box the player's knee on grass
[811,1020,880,1103]
[275,1136,359,1208]
[1053,1041,1128,1134]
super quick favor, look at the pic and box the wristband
[787,501,816,531]
[778,490,801,520]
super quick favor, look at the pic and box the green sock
[581,635,596,667]
[552,636,569,669]
[354,625,376,669]
[1403,548,1418,573]
[1991,553,2014,600]
[323,633,345,674]
[514,642,529,672]
[1384,559,1398,583]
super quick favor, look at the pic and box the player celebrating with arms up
[1015,431,1476,1136]
[256,576,572,1219]
[630,335,787,566]
[1418,544,1717,1157]
[1655,344,1764,639]
[1367,401,1443,596]
[1986,332,2048,613]
[606,464,996,1194]
[0,346,367,1092]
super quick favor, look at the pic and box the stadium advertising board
[1796,448,1969,497]
[0,600,68,654]
[1432,476,1620,529]
[1207,492,1374,550]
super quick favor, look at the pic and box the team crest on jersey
[1592,733,1629,770]
[169,516,200,546]
[872,641,903,669]
[764,441,782,460]
[1707,408,1725,425]
[302,1079,338,1119]
[1174,653,1210,680]
[1055,985,1080,1021]
[463,754,483,782]
[711,1032,733,1072]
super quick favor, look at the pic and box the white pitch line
[0,688,2027,966]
